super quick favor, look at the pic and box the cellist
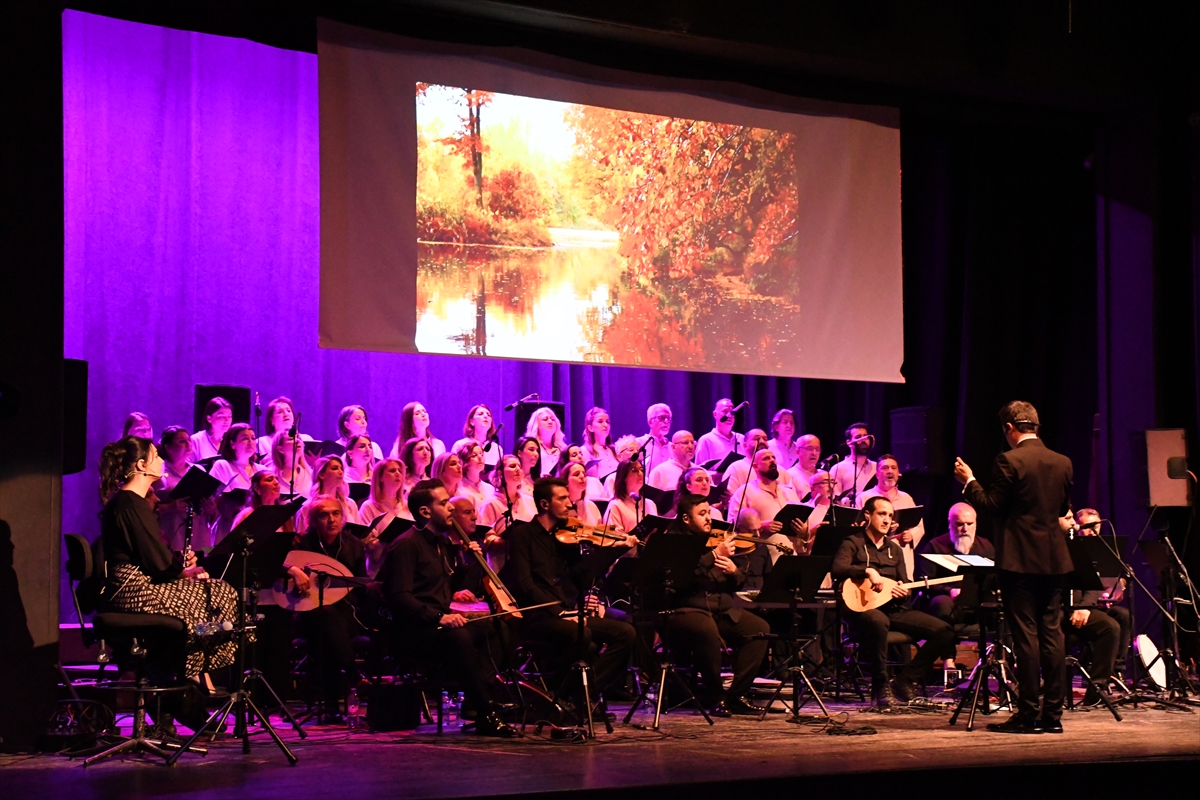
[379,479,517,737]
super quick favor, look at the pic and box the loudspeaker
[1141,429,1190,507]
[889,406,946,475]
[63,359,88,475]
[193,385,252,433]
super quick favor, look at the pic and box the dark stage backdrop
[61,11,1098,619]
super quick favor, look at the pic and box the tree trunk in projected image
[569,107,799,298]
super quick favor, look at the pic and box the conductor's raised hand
[953,457,974,486]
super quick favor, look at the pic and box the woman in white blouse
[462,404,500,470]
[255,396,314,468]
[453,439,495,513]
[192,397,233,461]
[558,461,603,527]
[670,466,725,522]
[391,401,446,460]
[358,458,412,526]
[153,426,217,551]
[336,405,386,460]
[306,454,360,526]
[524,406,566,477]
[580,407,619,481]
[602,459,657,534]
[343,434,376,485]
[270,429,313,500]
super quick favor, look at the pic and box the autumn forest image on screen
[414,83,804,373]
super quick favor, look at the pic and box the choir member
[694,398,744,468]
[343,434,376,485]
[637,403,673,477]
[802,469,836,528]
[400,437,434,493]
[462,403,501,469]
[209,423,265,546]
[580,406,618,480]
[738,449,804,536]
[358,459,413,526]
[192,397,233,461]
[256,396,314,467]
[231,471,296,532]
[309,454,361,525]
[647,430,696,491]
[271,428,313,499]
[524,406,566,477]
[392,401,446,460]
[122,411,153,440]
[478,455,536,539]
[154,426,217,552]
[557,460,603,527]
[767,408,800,471]
[669,466,725,522]
[514,436,541,494]
[787,435,822,498]
[829,422,877,503]
[98,436,240,681]
[431,451,464,497]
[335,405,385,460]
[602,458,657,534]
[721,428,772,491]
[565,443,609,500]
[454,439,496,513]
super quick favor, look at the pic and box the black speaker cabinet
[890,406,946,475]
[63,358,88,475]
[193,384,252,433]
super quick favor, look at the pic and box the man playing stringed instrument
[380,480,517,737]
[832,496,953,710]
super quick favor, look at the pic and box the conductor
[953,401,1073,734]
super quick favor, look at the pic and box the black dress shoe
[476,713,519,738]
[1039,718,1064,734]
[986,716,1042,734]
[871,682,899,711]
[891,675,918,702]
[708,702,733,718]
[734,695,783,714]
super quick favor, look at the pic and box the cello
[448,517,524,620]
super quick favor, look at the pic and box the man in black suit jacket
[955,401,1074,734]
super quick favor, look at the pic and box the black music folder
[348,482,371,504]
[772,503,815,529]
[369,514,416,544]
[168,466,223,502]
[703,451,742,476]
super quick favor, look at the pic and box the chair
[63,533,207,765]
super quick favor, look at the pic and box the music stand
[946,557,1018,731]
[1061,539,1123,720]
[753,556,834,722]
[622,533,713,731]
[168,466,223,554]
[172,502,305,765]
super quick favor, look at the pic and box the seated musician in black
[832,496,953,709]
[381,480,517,737]
[1063,508,1127,704]
[664,494,771,717]
[291,496,367,722]
[447,495,488,605]
[500,478,637,711]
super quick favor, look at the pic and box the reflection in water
[415,234,803,373]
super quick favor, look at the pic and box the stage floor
[3,698,1197,799]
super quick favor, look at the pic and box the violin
[449,518,523,620]
[705,532,794,555]
[554,517,630,547]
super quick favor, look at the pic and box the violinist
[380,480,517,737]
[664,494,770,717]
[500,478,637,709]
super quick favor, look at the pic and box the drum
[1134,634,1168,690]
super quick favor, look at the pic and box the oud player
[832,496,953,709]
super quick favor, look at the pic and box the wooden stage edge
[2,700,1197,799]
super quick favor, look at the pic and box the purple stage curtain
[60,11,824,611]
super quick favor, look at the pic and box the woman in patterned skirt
[98,435,240,679]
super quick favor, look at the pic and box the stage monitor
[318,21,904,382]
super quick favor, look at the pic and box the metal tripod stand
[950,596,1016,731]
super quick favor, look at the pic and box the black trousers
[1000,571,1067,723]
[1069,608,1122,683]
[295,601,360,706]
[664,609,770,702]
[924,594,966,660]
[844,604,953,685]
[401,623,500,715]
[516,614,636,696]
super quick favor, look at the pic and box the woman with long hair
[97,436,240,680]
[306,454,360,526]
[122,411,153,440]
[670,466,725,522]
[400,437,434,493]
[462,403,500,469]
[192,397,232,461]
[343,434,376,485]
[580,406,618,480]
[270,428,313,499]
[524,406,565,477]
[602,458,658,534]
[514,436,541,494]
[153,426,218,552]
[256,396,313,468]
[391,401,445,460]
[478,454,536,572]
[335,404,385,460]
[209,423,265,545]
[557,460,603,527]
[232,471,296,532]
[599,435,639,498]
[454,438,495,512]
[431,451,464,497]
[358,459,412,526]
[564,443,611,500]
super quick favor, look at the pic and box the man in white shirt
[787,434,822,498]
[829,422,877,504]
[694,398,744,468]
[721,429,770,491]
[739,449,804,536]
[802,469,835,529]
[636,403,673,477]
[855,454,925,578]
[647,429,696,491]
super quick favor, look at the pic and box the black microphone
[484,422,504,451]
[731,401,749,413]
[632,437,650,462]
[504,393,538,412]
[818,453,841,470]
[289,412,299,439]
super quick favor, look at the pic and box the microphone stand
[730,442,765,527]
[287,415,301,501]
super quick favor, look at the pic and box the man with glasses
[788,435,822,498]
[637,403,673,475]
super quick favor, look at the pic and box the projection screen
[319,21,904,382]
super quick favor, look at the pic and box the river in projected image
[414,229,804,372]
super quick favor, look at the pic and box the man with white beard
[918,502,995,669]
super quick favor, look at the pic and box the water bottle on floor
[347,688,360,730]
